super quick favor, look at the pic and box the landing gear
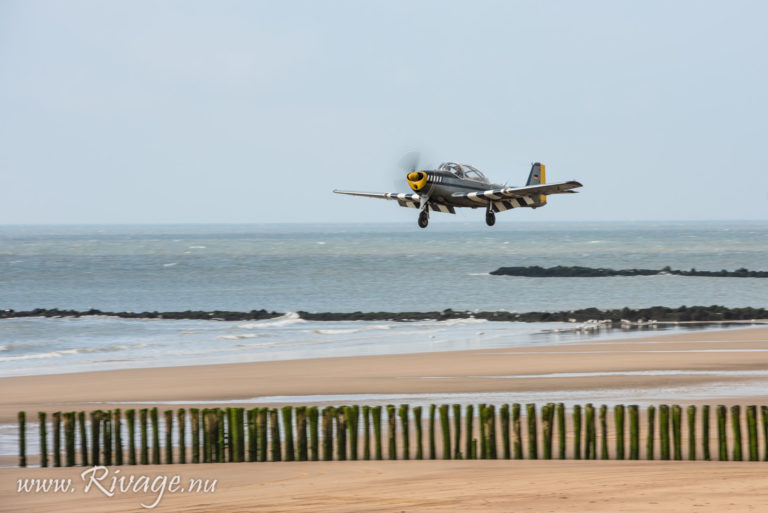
[485,209,496,226]
[418,209,429,229]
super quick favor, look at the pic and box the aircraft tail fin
[526,162,547,205]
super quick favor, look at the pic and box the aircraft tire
[418,210,429,229]
[485,211,496,226]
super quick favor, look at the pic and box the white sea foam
[217,333,267,340]
[163,262,177,267]
[440,317,487,327]
[313,324,392,335]
[237,312,304,329]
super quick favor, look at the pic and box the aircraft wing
[334,190,422,209]
[333,190,455,213]
[451,180,582,203]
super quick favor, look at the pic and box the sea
[1,221,767,378]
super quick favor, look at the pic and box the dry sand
[3,325,768,512]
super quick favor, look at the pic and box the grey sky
[1,0,766,224]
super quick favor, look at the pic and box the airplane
[334,160,582,228]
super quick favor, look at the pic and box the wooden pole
[226,408,235,462]
[452,404,462,459]
[730,405,743,461]
[614,404,625,460]
[258,408,268,463]
[322,407,334,461]
[466,404,475,459]
[296,406,308,462]
[717,405,728,461]
[439,404,451,459]
[659,405,670,460]
[201,409,210,463]
[78,411,88,466]
[103,410,112,466]
[216,409,225,463]
[646,405,656,460]
[151,407,160,464]
[334,406,347,461]
[281,406,295,462]
[629,405,639,460]
[585,404,596,460]
[309,406,319,462]
[671,405,682,461]
[687,405,696,461]
[53,411,62,467]
[414,406,423,460]
[176,409,185,464]
[572,405,581,460]
[39,412,48,468]
[372,406,383,461]
[428,404,437,460]
[501,404,511,460]
[701,405,710,461]
[349,406,360,460]
[762,406,768,462]
[126,409,136,465]
[487,404,497,459]
[512,403,522,460]
[399,404,410,460]
[269,409,281,462]
[526,403,537,459]
[190,408,199,464]
[541,404,553,460]
[386,405,396,460]
[556,403,566,460]
[237,408,246,462]
[362,405,371,461]
[18,412,26,468]
[478,405,487,459]
[63,412,75,467]
[746,405,758,462]
[164,410,173,464]
[112,409,122,466]
[89,411,99,467]
[600,405,609,460]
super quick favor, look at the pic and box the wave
[0,344,147,362]
[237,312,304,329]
[217,333,268,340]
[439,317,487,327]
[313,324,393,335]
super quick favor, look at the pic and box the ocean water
[0,221,766,377]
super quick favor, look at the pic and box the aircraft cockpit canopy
[438,162,490,183]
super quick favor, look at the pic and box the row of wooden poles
[17,403,768,467]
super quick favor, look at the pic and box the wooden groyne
[15,403,768,467]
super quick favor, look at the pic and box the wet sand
[2,326,768,512]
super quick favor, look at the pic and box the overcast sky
[1,0,766,224]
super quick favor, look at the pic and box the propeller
[399,151,421,175]
[392,151,422,191]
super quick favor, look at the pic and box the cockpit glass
[439,162,488,183]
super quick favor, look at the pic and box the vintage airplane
[334,160,582,228]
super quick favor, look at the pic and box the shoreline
[2,326,768,424]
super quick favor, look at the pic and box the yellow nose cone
[407,171,428,191]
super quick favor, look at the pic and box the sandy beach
[3,325,768,512]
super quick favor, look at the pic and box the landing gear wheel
[485,210,496,226]
[418,210,429,229]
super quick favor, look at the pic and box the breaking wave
[237,312,304,329]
